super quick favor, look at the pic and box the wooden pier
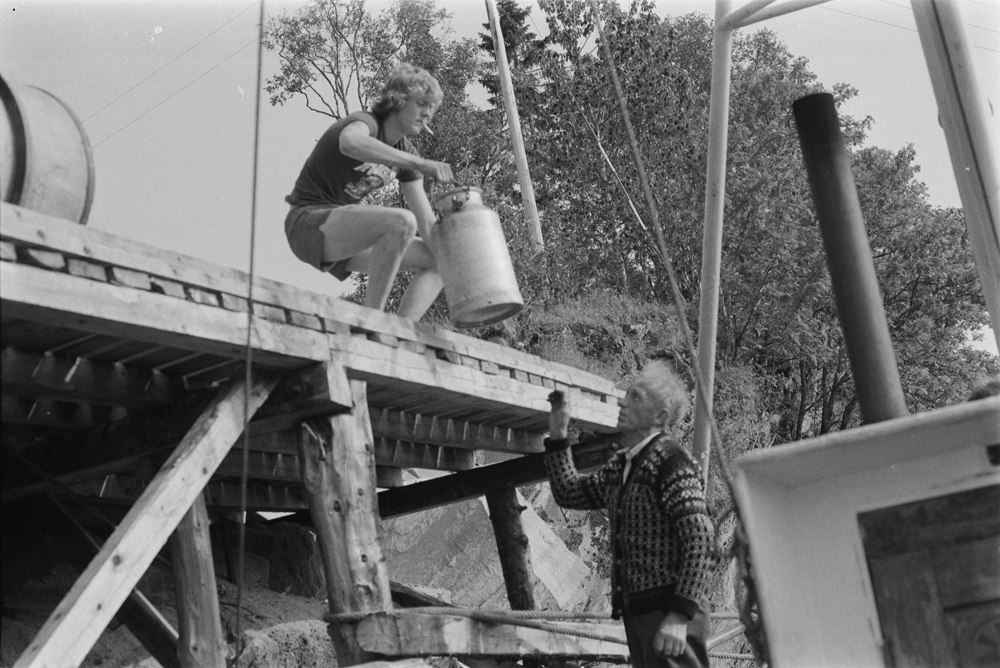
[1,201,628,667]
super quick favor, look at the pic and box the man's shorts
[284,205,352,281]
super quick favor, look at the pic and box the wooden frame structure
[1,201,629,666]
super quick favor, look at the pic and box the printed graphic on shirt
[344,162,396,200]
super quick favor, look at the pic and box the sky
[1,0,998,353]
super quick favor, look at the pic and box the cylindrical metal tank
[1,74,95,224]
[431,187,524,328]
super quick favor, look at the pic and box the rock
[234,620,335,668]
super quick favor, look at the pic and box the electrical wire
[820,2,1000,51]
[93,34,259,148]
[84,1,258,124]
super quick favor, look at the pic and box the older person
[546,361,716,668]
[284,62,453,320]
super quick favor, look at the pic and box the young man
[546,361,717,668]
[284,62,453,320]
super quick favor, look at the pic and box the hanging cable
[586,1,769,664]
[232,0,266,664]
[93,35,259,148]
[84,1,258,124]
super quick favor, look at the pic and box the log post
[298,377,391,665]
[485,488,535,611]
[168,493,226,667]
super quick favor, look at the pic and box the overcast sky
[1,0,997,352]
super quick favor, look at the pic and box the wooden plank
[43,494,181,668]
[356,613,627,658]
[110,267,152,291]
[374,439,477,471]
[335,337,619,433]
[932,536,1000,609]
[23,248,66,270]
[1,347,180,408]
[201,480,309,511]
[66,257,108,282]
[169,494,226,667]
[1,261,328,369]
[369,408,543,455]
[249,362,353,435]
[14,375,277,668]
[859,485,1000,558]
[298,380,391,666]
[867,552,958,668]
[377,435,620,519]
[1,203,621,397]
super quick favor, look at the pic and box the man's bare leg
[320,205,417,311]
[396,238,442,320]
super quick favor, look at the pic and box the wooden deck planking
[2,202,625,522]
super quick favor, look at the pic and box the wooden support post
[168,494,226,667]
[14,375,276,668]
[485,488,535,611]
[298,377,391,666]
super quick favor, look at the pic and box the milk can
[430,186,524,328]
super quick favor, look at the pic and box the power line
[967,0,1000,11]
[93,35,259,148]
[84,1,257,123]
[820,4,1000,52]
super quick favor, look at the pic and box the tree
[479,0,996,440]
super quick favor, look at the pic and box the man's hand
[652,612,688,659]
[547,390,571,439]
[417,158,453,184]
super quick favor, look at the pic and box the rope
[709,652,756,661]
[324,607,627,645]
[587,3,768,664]
[233,1,267,663]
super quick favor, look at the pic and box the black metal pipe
[792,92,908,424]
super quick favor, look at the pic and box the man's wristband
[543,437,571,453]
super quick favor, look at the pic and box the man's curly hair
[372,62,443,119]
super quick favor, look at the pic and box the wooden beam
[335,336,619,433]
[248,361,353,436]
[369,408,542,455]
[43,495,181,668]
[3,448,171,502]
[1,203,621,399]
[169,494,226,667]
[298,380,392,666]
[0,260,327,370]
[356,612,628,659]
[1,347,180,408]
[485,488,535,611]
[14,375,277,668]
[373,438,477,472]
[377,435,620,519]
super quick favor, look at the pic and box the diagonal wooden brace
[15,374,277,668]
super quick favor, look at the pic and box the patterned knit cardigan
[544,433,716,620]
